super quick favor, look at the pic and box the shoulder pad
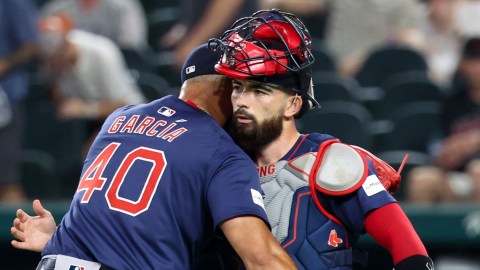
[284,152,316,182]
[283,142,369,195]
[312,142,368,195]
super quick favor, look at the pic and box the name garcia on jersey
[107,114,187,142]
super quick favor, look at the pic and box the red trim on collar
[286,134,310,161]
[184,100,201,110]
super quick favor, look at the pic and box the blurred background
[1,0,480,269]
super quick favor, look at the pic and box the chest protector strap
[283,139,369,250]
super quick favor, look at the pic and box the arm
[220,216,297,270]
[47,82,124,120]
[0,43,40,77]
[171,0,245,69]
[434,130,480,170]
[1,0,40,77]
[11,199,57,252]
[56,98,128,120]
[365,203,434,270]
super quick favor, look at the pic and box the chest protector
[259,141,368,269]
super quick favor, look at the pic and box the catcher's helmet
[210,9,318,118]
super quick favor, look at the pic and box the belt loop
[36,257,57,270]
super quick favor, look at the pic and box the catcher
[212,9,434,270]
[11,9,434,270]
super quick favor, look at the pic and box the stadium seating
[374,101,442,153]
[311,39,337,73]
[147,7,179,51]
[354,44,428,88]
[132,70,175,101]
[297,101,374,149]
[312,71,361,102]
[20,149,61,199]
[366,71,445,120]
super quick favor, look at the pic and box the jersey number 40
[76,142,167,216]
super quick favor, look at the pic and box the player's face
[227,79,291,157]
[231,79,290,127]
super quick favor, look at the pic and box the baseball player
[212,9,435,270]
[11,44,296,270]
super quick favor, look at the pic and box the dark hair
[462,37,480,59]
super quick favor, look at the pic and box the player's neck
[179,77,233,126]
[256,124,300,167]
[181,95,227,125]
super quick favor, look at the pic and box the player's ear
[285,94,302,118]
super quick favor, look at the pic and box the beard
[227,108,283,160]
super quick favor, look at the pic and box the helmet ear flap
[295,67,317,119]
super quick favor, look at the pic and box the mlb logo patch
[158,106,176,117]
[68,265,85,270]
[186,65,195,74]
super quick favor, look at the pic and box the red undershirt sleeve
[364,202,428,264]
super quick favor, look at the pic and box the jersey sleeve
[327,160,397,234]
[207,146,269,230]
[7,0,39,43]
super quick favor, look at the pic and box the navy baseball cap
[180,43,222,83]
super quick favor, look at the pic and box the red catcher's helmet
[210,9,318,118]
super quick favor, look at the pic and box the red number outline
[106,147,167,216]
[77,143,120,203]
[76,143,167,216]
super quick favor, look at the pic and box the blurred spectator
[455,0,480,38]
[259,0,330,39]
[41,0,148,53]
[407,37,480,205]
[325,0,425,77]
[466,158,480,203]
[416,0,464,87]
[38,14,145,157]
[0,0,40,202]
[159,0,258,69]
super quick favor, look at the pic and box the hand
[159,24,187,49]
[436,130,480,169]
[11,199,57,252]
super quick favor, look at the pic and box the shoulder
[286,133,337,160]
[305,132,337,144]
[314,142,369,195]
[69,30,121,56]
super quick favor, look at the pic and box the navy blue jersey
[284,133,396,235]
[43,95,268,269]
[259,133,396,269]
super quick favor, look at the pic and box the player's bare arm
[220,215,297,270]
